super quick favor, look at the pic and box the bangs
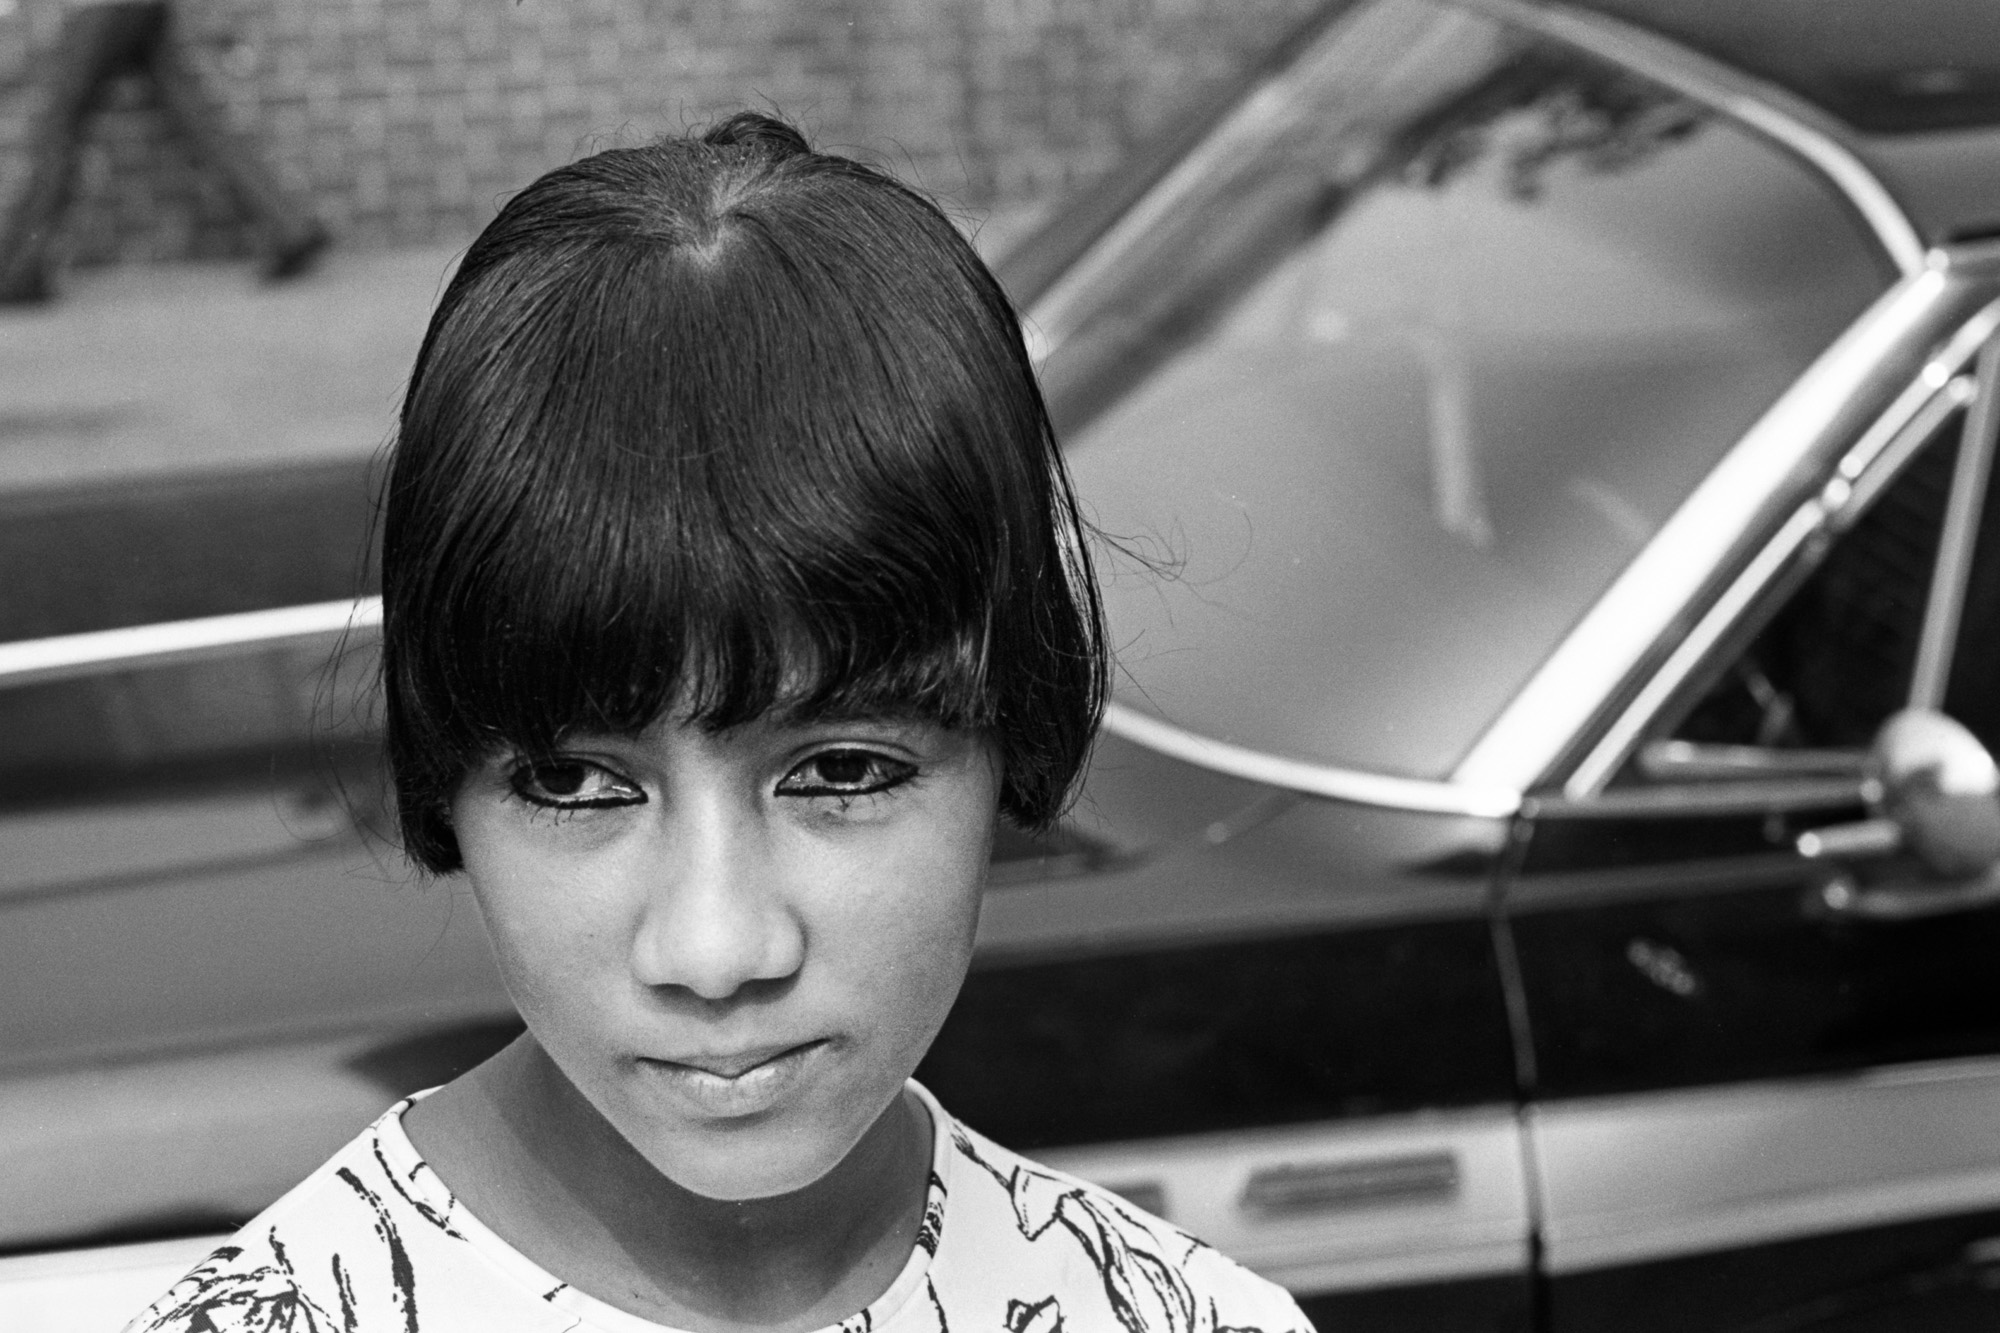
[389,217,1029,765]
[383,122,1106,874]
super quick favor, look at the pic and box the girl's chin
[645,1132,853,1202]
[624,1086,917,1203]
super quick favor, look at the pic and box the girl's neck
[403,1035,933,1332]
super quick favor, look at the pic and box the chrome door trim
[1239,1151,1461,1218]
[1479,0,1925,275]
[1532,1055,2000,1273]
[1101,703,1521,817]
[0,595,381,690]
[1456,269,1980,796]
[1036,1103,1532,1294]
[1524,776,1869,823]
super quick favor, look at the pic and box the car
[7,0,2000,1328]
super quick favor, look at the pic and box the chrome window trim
[1101,703,1522,818]
[1554,302,2000,800]
[1481,0,1925,277]
[0,596,381,691]
[1526,776,1870,823]
[1454,268,1970,795]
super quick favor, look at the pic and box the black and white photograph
[3,1,2000,1330]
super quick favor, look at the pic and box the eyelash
[775,749,918,800]
[503,749,918,812]
[506,758,642,811]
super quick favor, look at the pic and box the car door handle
[1239,1151,1459,1218]
[1812,869,2000,921]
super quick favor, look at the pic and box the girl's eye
[777,749,916,798]
[508,758,645,809]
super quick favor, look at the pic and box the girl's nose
[628,801,805,1000]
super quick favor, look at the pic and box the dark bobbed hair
[381,112,1107,873]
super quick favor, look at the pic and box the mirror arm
[1795,818,1901,861]
[1813,868,2000,922]
[1911,336,2000,709]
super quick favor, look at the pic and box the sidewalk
[0,245,464,495]
[0,202,1050,497]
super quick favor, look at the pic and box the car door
[1506,319,2000,1331]
[917,729,1534,1331]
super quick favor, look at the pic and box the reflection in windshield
[1045,0,1893,780]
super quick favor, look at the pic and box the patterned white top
[123,1081,1314,1333]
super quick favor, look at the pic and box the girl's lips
[663,1040,821,1079]
[638,1039,830,1116]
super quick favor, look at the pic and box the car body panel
[1530,1058,2000,1273]
[924,737,1528,1308]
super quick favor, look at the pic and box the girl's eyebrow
[778,708,929,732]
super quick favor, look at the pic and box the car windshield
[1041,0,1895,781]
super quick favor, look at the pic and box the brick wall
[0,0,1323,268]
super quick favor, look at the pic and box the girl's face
[451,710,999,1200]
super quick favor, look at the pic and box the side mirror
[1872,710,2000,876]
[1797,709,2000,919]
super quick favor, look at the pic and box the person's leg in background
[0,1,162,303]
[0,0,328,303]
[148,6,327,279]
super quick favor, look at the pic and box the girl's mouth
[639,1039,831,1115]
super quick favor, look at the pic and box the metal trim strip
[1100,702,1521,817]
[0,596,382,690]
[1479,0,1926,275]
[1533,1056,2000,1273]
[1526,776,1868,822]
[1036,1103,1532,1293]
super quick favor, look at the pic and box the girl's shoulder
[926,1108,1316,1333]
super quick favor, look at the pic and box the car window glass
[1047,0,1893,780]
